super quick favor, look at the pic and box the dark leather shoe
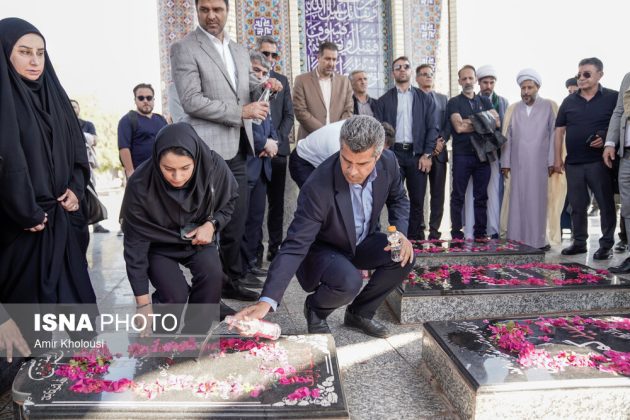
[219,301,236,321]
[593,247,613,260]
[93,224,109,233]
[609,257,630,274]
[614,241,628,253]
[249,266,268,276]
[303,301,330,334]
[239,272,264,288]
[343,310,390,338]
[222,281,260,301]
[561,245,587,255]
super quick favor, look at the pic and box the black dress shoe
[303,301,331,334]
[93,224,110,233]
[239,272,264,288]
[561,245,587,255]
[593,247,613,260]
[343,310,390,338]
[609,257,630,274]
[614,241,628,253]
[222,281,260,301]
[249,266,268,276]
[219,301,236,321]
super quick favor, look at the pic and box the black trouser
[265,156,287,254]
[289,148,316,189]
[428,153,447,239]
[221,134,250,280]
[565,161,616,249]
[392,144,428,240]
[149,244,223,333]
[242,170,268,269]
[450,154,491,239]
[298,233,414,320]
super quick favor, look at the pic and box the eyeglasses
[576,71,592,80]
[261,51,279,59]
[394,64,411,71]
[136,95,154,102]
[418,72,434,77]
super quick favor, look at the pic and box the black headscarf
[121,122,238,244]
[0,18,94,311]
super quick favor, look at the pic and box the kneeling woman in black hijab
[0,18,96,374]
[121,123,238,333]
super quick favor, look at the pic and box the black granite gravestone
[411,239,544,267]
[12,334,348,419]
[387,262,630,323]
[423,314,630,419]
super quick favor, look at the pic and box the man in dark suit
[374,56,439,240]
[234,116,414,338]
[416,64,450,239]
[350,70,377,116]
[255,36,295,263]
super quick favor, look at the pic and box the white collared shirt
[200,27,237,88]
[316,69,332,124]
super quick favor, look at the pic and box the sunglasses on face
[261,51,279,59]
[418,72,434,77]
[394,64,411,71]
[576,71,593,80]
[136,95,154,102]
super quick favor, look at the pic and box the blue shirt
[395,87,414,144]
[117,112,167,168]
[349,168,377,244]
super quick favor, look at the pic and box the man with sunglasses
[416,64,450,240]
[553,57,618,259]
[374,56,439,240]
[254,36,294,264]
[118,83,167,179]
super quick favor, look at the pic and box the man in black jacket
[255,36,295,263]
[350,70,377,117]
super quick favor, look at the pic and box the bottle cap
[387,225,396,232]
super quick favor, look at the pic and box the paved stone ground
[2,178,628,419]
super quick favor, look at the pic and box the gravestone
[12,334,348,419]
[412,239,545,268]
[422,314,630,419]
[387,262,630,324]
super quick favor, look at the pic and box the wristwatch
[423,153,432,159]
[208,218,219,231]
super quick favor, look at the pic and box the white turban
[516,68,542,87]
[476,65,497,80]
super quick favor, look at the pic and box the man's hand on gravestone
[0,318,31,362]
[232,302,271,326]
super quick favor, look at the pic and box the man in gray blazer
[604,72,630,272]
[170,0,282,301]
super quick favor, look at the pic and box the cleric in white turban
[476,65,497,81]
[516,68,542,87]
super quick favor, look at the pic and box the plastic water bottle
[387,225,402,262]
[252,81,272,125]
[224,316,281,340]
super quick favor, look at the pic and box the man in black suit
[416,64,450,239]
[234,116,414,338]
[255,36,295,263]
[374,56,439,240]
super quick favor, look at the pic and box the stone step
[412,239,545,267]
[387,262,630,324]
[11,334,348,419]
[422,314,630,419]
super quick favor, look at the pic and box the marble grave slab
[12,334,348,419]
[423,314,630,419]
[411,239,545,267]
[387,262,630,324]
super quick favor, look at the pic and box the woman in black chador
[0,18,96,385]
[121,122,238,334]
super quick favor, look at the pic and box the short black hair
[565,77,578,88]
[255,35,277,49]
[415,64,433,75]
[392,56,410,67]
[318,42,338,55]
[578,57,603,72]
[133,83,154,96]
[195,0,229,9]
